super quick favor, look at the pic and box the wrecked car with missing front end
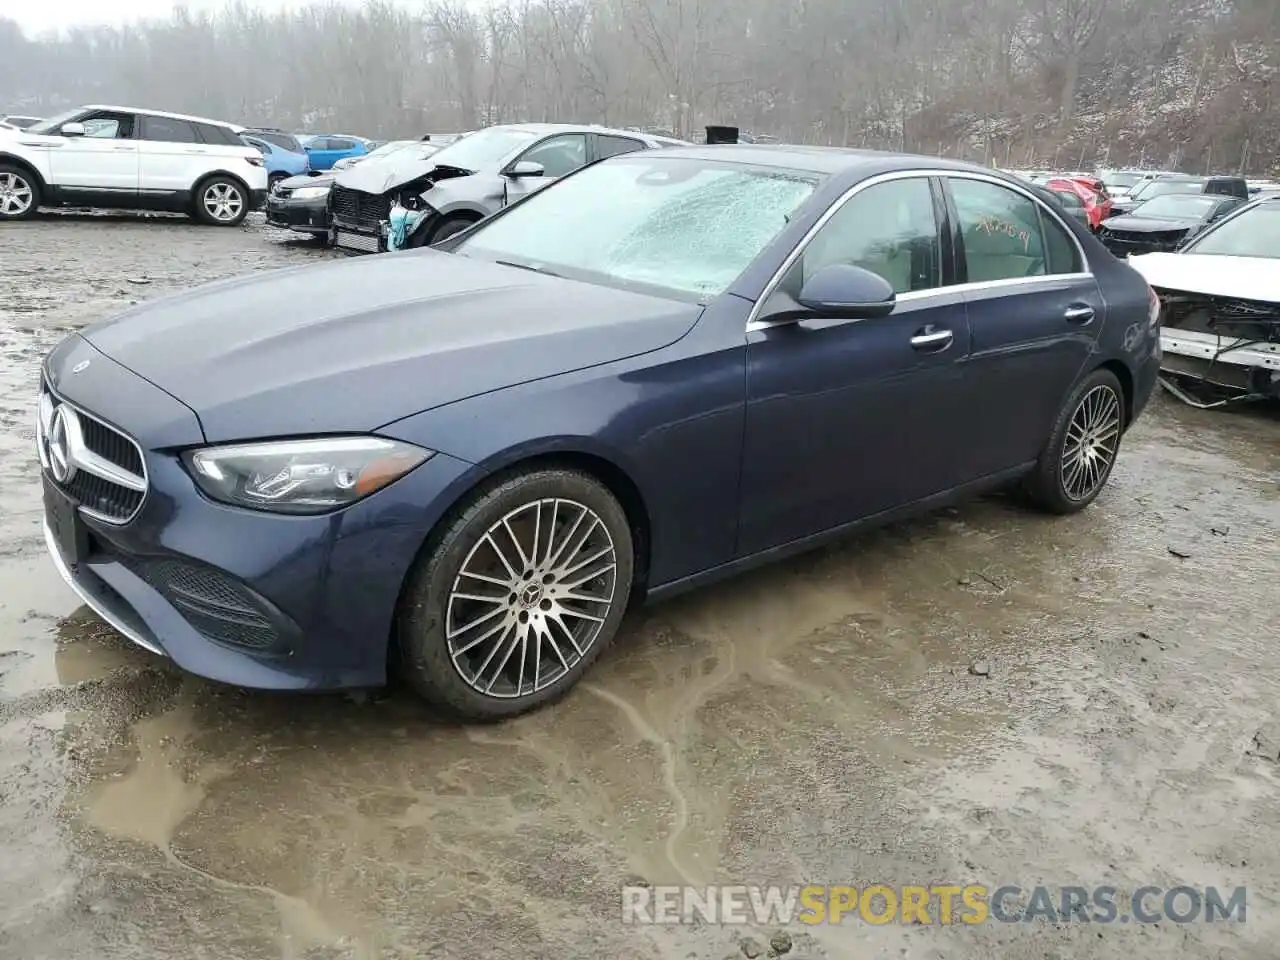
[1127,196,1280,408]
[327,123,687,255]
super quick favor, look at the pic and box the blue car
[241,134,310,188]
[37,145,1161,720]
[299,134,369,171]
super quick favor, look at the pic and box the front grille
[38,382,147,524]
[331,185,390,230]
[131,556,283,653]
[65,471,144,522]
[80,416,144,477]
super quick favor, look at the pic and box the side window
[197,123,237,146]
[789,177,941,296]
[518,134,588,177]
[81,113,132,139]
[140,116,199,143]
[951,178,1063,282]
[329,138,355,151]
[244,137,269,155]
[1052,190,1083,209]
[596,135,647,160]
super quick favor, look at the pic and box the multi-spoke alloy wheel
[1061,383,1122,502]
[0,168,37,219]
[197,179,247,225]
[1025,367,1126,515]
[396,469,634,719]
[447,498,617,698]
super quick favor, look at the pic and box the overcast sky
[2,0,440,37]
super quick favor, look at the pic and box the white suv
[0,105,268,226]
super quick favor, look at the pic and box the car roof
[633,142,1012,177]
[483,122,690,145]
[82,104,241,130]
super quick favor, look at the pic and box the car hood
[279,171,334,190]
[1102,214,1199,233]
[334,150,455,196]
[79,250,702,443]
[1127,253,1280,302]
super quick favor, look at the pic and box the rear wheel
[193,176,248,226]
[396,468,634,720]
[268,172,288,191]
[0,164,40,220]
[1025,368,1125,514]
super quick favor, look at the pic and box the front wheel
[193,176,248,226]
[396,468,634,720]
[1025,368,1126,514]
[429,214,478,244]
[0,164,40,220]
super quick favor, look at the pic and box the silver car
[328,123,687,254]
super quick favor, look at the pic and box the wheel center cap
[520,583,543,607]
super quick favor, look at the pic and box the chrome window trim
[745,167,1092,331]
[37,379,150,526]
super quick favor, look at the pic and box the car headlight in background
[183,437,432,514]
[291,185,331,201]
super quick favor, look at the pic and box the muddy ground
[1,211,1278,960]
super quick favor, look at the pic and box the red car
[1047,177,1112,230]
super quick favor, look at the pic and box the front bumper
[330,214,386,253]
[265,194,331,234]
[1099,235,1184,259]
[1160,327,1280,377]
[39,336,475,691]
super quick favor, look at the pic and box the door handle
[1064,304,1095,324]
[185,148,208,154]
[910,328,954,352]
[113,145,136,151]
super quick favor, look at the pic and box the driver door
[502,133,589,206]
[49,110,140,200]
[738,174,976,556]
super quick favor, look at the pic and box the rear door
[591,133,649,161]
[137,115,205,198]
[943,174,1103,477]
[48,110,139,200]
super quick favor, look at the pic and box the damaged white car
[1127,196,1280,407]
[327,123,686,254]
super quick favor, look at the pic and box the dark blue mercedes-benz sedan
[37,145,1162,720]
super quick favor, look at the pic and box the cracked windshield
[457,158,818,297]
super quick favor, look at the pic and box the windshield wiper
[495,259,562,278]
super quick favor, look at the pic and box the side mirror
[507,160,545,178]
[60,122,86,137]
[795,263,897,319]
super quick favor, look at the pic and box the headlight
[291,185,330,200]
[183,437,432,514]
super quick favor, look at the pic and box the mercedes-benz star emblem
[72,359,91,374]
[47,405,77,484]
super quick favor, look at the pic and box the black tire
[268,172,288,190]
[430,214,479,244]
[1025,368,1126,514]
[0,163,41,220]
[396,468,634,721]
[192,175,249,226]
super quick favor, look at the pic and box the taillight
[245,156,264,167]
